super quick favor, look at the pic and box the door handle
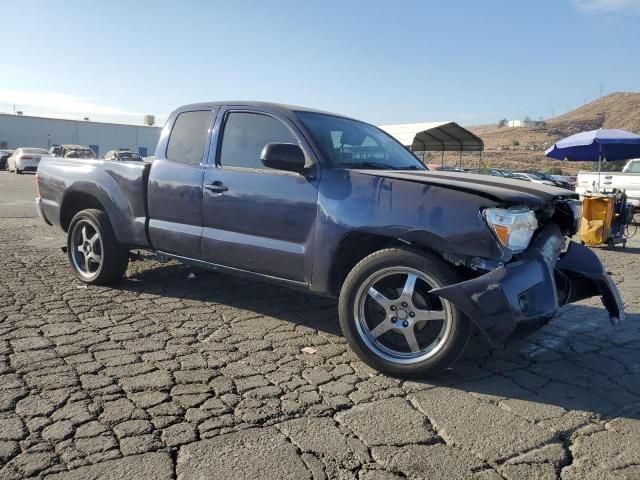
[205,181,228,193]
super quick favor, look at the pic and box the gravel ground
[1,211,639,479]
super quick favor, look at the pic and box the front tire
[338,248,471,378]
[67,209,129,285]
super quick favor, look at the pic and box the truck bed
[576,170,640,208]
[37,157,152,247]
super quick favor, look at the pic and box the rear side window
[166,110,213,164]
[219,112,297,169]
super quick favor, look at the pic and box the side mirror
[260,143,307,174]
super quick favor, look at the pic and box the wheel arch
[60,190,107,232]
[329,231,444,296]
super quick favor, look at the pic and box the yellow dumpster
[579,196,614,246]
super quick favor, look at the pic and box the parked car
[35,101,623,378]
[526,171,573,190]
[489,169,515,178]
[551,174,576,189]
[0,149,14,170]
[7,147,49,174]
[104,150,143,162]
[576,159,640,209]
[49,145,97,159]
[512,172,555,185]
[469,168,514,178]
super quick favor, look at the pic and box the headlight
[484,207,538,253]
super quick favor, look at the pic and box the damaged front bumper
[431,224,625,346]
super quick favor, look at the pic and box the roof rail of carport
[378,122,484,152]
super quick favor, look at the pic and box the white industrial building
[0,113,161,158]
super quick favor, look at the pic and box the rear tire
[15,169,22,175]
[67,209,129,285]
[338,248,471,379]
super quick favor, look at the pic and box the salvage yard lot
[0,170,639,479]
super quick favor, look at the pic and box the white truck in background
[576,159,640,209]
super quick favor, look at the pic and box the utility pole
[599,82,604,98]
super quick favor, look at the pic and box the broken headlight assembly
[484,207,538,253]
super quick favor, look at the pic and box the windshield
[118,152,141,160]
[295,112,426,170]
[23,148,48,154]
[528,172,546,180]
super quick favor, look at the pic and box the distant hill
[460,92,640,174]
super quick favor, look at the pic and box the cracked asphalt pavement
[1,171,639,479]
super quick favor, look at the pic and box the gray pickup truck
[36,102,624,377]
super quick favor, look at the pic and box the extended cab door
[147,108,217,257]
[200,108,319,284]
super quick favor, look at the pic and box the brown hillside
[464,92,640,174]
[551,92,640,134]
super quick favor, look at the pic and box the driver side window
[219,112,297,169]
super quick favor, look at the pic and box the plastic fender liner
[556,241,625,325]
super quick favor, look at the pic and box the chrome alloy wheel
[354,267,453,364]
[70,219,103,279]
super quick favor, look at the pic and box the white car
[7,147,49,174]
[512,172,555,186]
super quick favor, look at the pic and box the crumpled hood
[353,169,578,206]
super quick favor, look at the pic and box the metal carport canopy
[378,122,484,152]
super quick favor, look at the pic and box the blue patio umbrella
[545,128,640,191]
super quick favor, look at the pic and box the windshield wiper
[338,162,427,171]
[339,162,399,170]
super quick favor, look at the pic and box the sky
[1,0,639,126]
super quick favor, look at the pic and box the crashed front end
[433,201,624,346]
